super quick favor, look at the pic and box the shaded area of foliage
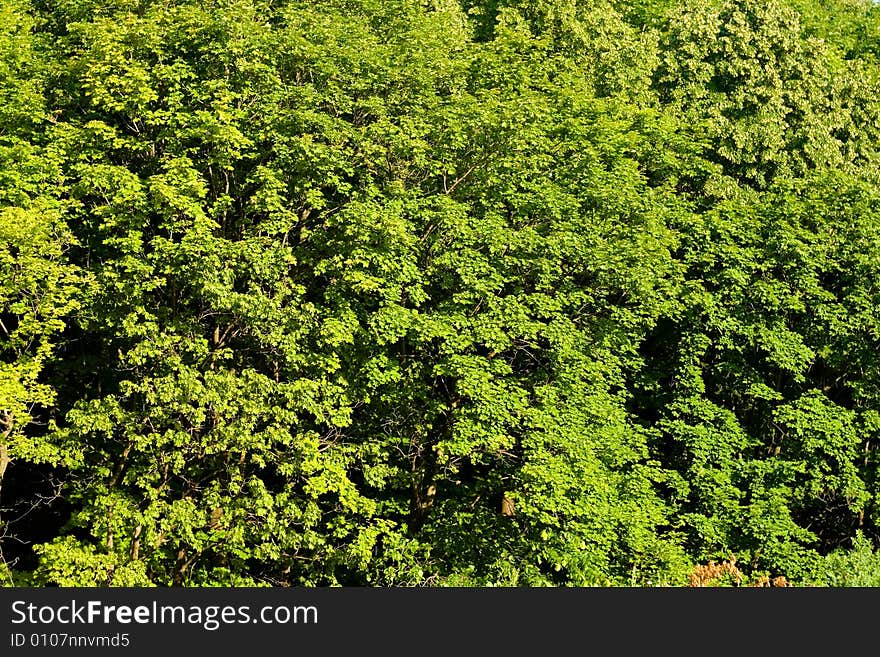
[4,0,880,586]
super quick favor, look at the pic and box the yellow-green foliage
[3,0,880,586]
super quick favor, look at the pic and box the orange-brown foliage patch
[688,556,793,587]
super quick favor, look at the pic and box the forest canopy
[4,0,880,586]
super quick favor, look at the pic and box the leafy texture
[3,0,880,586]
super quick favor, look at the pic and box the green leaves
[4,0,880,587]
[656,0,880,188]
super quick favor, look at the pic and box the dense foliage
[4,0,880,586]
